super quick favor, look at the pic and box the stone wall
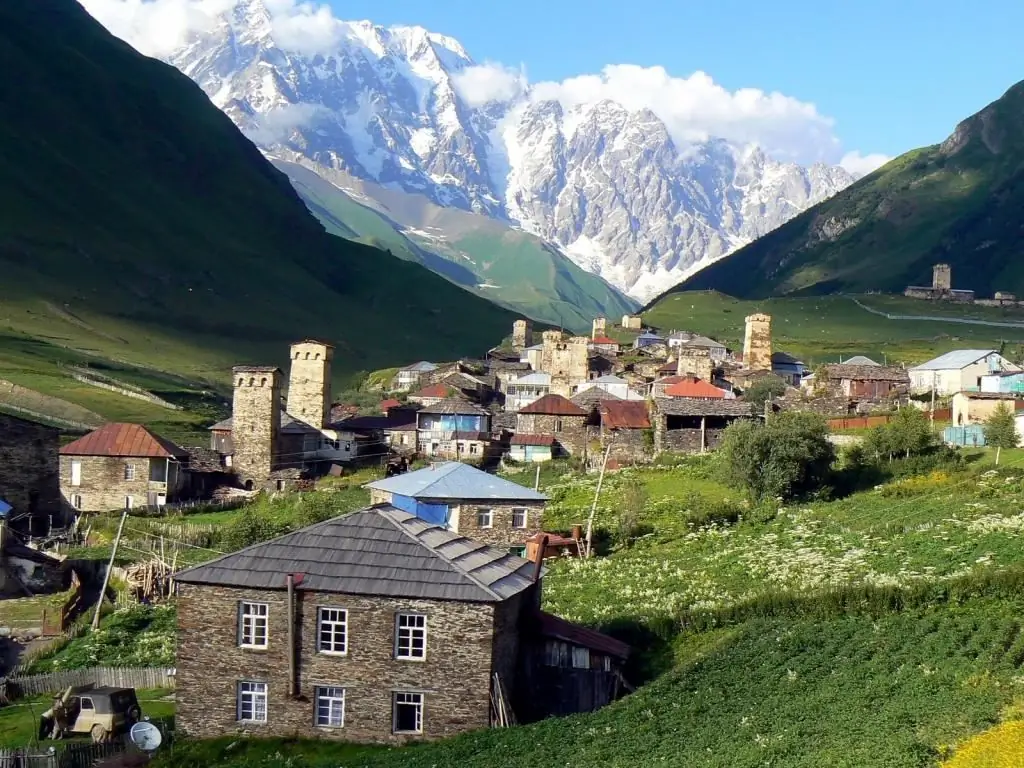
[661,428,727,454]
[59,456,182,512]
[232,368,282,486]
[591,318,606,338]
[0,414,61,527]
[176,584,498,743]
[603,428,651,464]
[539,333,588,396]
[515,414,587,455]
[512,320,533,350]
[286,342,332,429]
[453,501,545,549]
[743,314,772,371]
[676,348,713,381]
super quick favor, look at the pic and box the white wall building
[576,375,644,401]
[909,350,1020,395]
[505,372,552,412]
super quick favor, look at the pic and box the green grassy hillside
[0,0,514,401]
[275,159,638,333]
[664,80,1024,300]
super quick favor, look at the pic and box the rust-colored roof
[590,336,619,345]
[379,398,402,412]
[599,400,651,429]
[411,383,455,399]
[535,610,630,659]
[510,434,556,446]
[60,423,187,459]
[663,377,727,399]
[518,393,587,416]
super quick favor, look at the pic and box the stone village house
[0,413,62,534]
[173,505,628,743]
[652,398,754,454]
[515,394,589,457]
[415,398,492,460]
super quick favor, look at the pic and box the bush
[741,374,789,410]
[864,408,934,462]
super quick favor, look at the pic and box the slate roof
[571,388,622,409]
[60,423,187,459]
[910,350,999,371]
[841,356,880,366]
[182,445,226,473]
[771,352,804,366]
[174,505,541,602]
[365,461,547,501]
[822,364,909,382]
[418,397,489,416]
[510,434,556,446]
[599,401,651,429]
[654,398,754,417]
[518,394,587,416]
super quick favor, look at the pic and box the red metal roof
[599,400,651,429]
[535,610,630,659]
[510,434,556,446]
[518,393,587,416]
[590,336,619,345]
[379,398,402,412]
[412,383,454,399]
[663,377,727,399]
[60,423,187,459]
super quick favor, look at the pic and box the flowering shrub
[943,720,1024,767]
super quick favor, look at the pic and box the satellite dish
[129,721,163,752]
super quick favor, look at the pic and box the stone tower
[592,317,607,339]
[676,347,713,381]
[540,331,589,396]
[512,319,533,350]
[933,263,952,291]
[286,340,333,428]
[743,313,773,371]
[231,366,282,487]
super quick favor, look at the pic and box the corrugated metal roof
[535,610,630,659]
[512,372,552,386]
[663,377,728,399]
[60,423,187,458]
[842,355,880,366]
[518,394,587,416]
[365,461,548,501]
[411,383,455,399]
[599,401,651,429]
[910,350,999,371]
[400,361,438,372]
[510,434,556,446]
[174,505,541,602]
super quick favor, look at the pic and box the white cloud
[452,62,527,107]
[80,0,233,57]
[243,102,329,144]
[261,0,343,55]
[839,150,893,177]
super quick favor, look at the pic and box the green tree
[865,408,934,462]
[718,411,835,503]
[983,402,1019,465]
[742,374,789,412]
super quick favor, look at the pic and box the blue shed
[943,425,986,447]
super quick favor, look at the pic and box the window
[80,697,94,711]
[572,647,590,669]
[239,602,268,648]
[511,508,527,529]
[71,494,82,510]
[393,692,424,734]
[395,613,427,660]
[124,463,136,481]
[149,460,167,483]
[476,508,493,529]
[237,681,267,722]
[456,442,465,454]
[317,608,347,655]
[509,546,526,558]
[315,686,345,728]
[124,496,134,510]
[554,418,564,431]
[70,460,82,486]
[469,443,479,455]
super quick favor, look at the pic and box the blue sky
[327,0,1023,160]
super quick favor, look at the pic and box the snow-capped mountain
[160,0,855,301]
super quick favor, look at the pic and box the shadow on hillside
[600,616,677,685]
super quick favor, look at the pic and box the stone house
[596,401,653,463]
[652,398,754,453]
[662,377,733,400]
[515,394,588,456]
[508,434,555,463]
[909,350,1020,396]
[771,352,807,387]
[538,332,589,397]
[0,516,66,596]
[587,336,620,355]
[416,399,492,459]
[621,314,643,330]
[407,383,456,408]
[951,391,1024,426]
[666,332,728,362]
[577,375,642,401]
[675,347,714,381]
[173,506,627,743]
[632,331,664,350]
[365,461,547,553]
[0,413,62,533]
[392,362,439,392]
[60,423,189,512]
[820,364,910,401]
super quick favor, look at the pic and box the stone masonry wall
[515,414,587,455]
[0,414,61,526]
[232,369,282,486]
[743,314,772,371]
[453,501,545,549]
[176,584,498,743]
[286,342,332,429]
[676,348,713,381]
[59,455,173,512]
[662,428,727,454]
[512,320,533,350]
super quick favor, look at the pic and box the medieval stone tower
[512,319,533,350]
[592,317,607,339]
[743,313,773,371]
[676,347,713,381]
[231,366,282,486]
[286,340,333,428]
[933,263,952,291]
[540,331,589,396]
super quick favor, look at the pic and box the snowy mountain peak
[153,0,855,301]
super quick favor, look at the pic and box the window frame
[394,613,427,661]
[70,460,82,487]
[317,607,348,656]
[392,691,424,734]
[511,508,528,529]
[124,463,136,481]
[71,494,83,510]
[238,601,269,649]
[237,680,268,723]
[476,507,493,529]
[314,685,345,728]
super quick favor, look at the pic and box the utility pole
[584,443,612,558]
[534,463,541,491]
[930,371,937,427]
[92,505,129,631]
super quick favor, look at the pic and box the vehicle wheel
[91,724,109,743]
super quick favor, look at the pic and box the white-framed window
[476,508,493,528]
[239,602,268,648]
[395,613,427,660]
[70,460,82,486]
[571,647,590,669]
[317,607,347,655]
[511,508,527,529]
[554,418,564,431]
[469,443,479,455]
[314,686,345,728]
[393,691,424,734]
[71,494,83,510]
[237,681,267,722]
[124,463,136,481]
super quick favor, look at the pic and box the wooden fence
[0,741,124,768]
[6,667,175,698]
[827,408,951,431]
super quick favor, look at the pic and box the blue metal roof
[0,498,10,517]
[366,462,548,501]
[910,350,998,371]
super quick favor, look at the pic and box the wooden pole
[584,443,612,558]
[92,506,129,630]
[534,464,541,491]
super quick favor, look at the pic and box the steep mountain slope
[0,0,513,383]
[274,159,637,331]
[661,80,1024,301]
[140,0,854,301]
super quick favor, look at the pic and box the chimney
[570,525,583,540]
[531,535,549,583]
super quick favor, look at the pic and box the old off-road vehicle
[39,684,142,742]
